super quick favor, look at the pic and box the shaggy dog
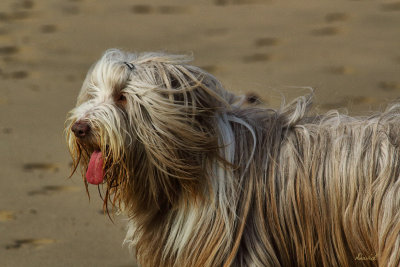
[66,49,400,267]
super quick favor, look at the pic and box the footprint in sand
[255,37,280,47]
[0,13,8,21]
[23,162,60,172]
[311,26,341,36]
[0,1,33,21]
[1,70,29,80]
[0,11,32,21]
[5,239,57,250]
[157,6,189,14]
[215,0,229,5]
[132,5,154,14]
[327,66,355,75]
[22,0,34,9]
[0,210,15,222]
[131,5,189,15]
[10,71,29,79]
[12,0,35,10]
[30,209,38,214]
[2,128,13,134]
[41,24,57,34]
[215,0,266,5]
[0,0,34,21]
[243,53,271,63]
[0,46,19,56]
[62,6,80,15]
[325,12,349,23]
[378,81,400,91]
[381,2,400,11]
[28,185,80,196]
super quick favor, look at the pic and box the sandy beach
[1,0,399,266]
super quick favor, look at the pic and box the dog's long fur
[66,49,400,266]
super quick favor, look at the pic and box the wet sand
[1,0,399,266]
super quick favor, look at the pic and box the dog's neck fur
[124,102,302,266]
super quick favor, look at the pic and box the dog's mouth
[86,150,105,185]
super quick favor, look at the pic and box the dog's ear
[124,62,227,204]
[245,92,262,105]
[126,72,221,205]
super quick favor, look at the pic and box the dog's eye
[117,94,127,104]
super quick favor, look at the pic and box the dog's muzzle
[71,120,105,185]
[71,121,91,138]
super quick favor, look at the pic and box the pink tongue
[86,151,105,185]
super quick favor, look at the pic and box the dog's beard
[66,123,132,216]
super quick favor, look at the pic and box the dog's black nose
[71,121,90,138]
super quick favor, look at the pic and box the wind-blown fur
[66,49,400,266]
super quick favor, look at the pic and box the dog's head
[65,49,243,213]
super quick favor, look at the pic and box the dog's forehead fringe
[90,51,193,85]
[74,50,208,120]
[80,51,217,106]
